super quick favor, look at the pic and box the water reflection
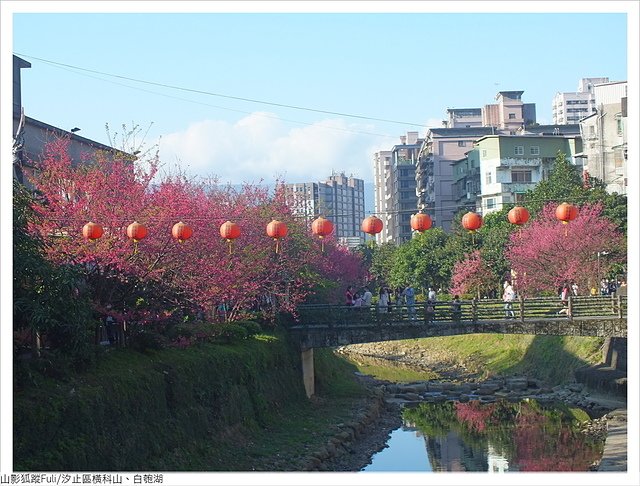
[363,399,603,472]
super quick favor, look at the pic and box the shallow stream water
[362,399,603,472]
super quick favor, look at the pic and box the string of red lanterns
[79,203,578,247]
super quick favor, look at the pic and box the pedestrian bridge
[281,295,627,397]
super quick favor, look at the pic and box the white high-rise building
[552,77,608,125]
[284,173,365,246]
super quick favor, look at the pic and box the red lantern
[266,219,288,253]
[410,213,432,232]
[361,215,383,236]
[555,202,578,224]
[82,222,103,240]
[311,216,334,252]
[461,212,483,232]
[220,221,240,240]
[126,221,148,242]
[220,221,240,254]
[311,216,334,238]
[507,206,530,226]
[172,221,193,243]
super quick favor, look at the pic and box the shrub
[233,320,262,337]
[213,324,248,344]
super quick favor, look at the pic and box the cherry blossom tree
[506,202,625,295]
[449,250,495,298]
[26,137,364,330]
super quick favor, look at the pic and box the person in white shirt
[428,287,436,302]
[503,283,515,318]
[362,287,373,306]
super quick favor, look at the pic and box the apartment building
[552,77,608,125]
[284,172,365,245]
[413,90,538,231]
[416,127,496,231]
[578,81,627,195]
[482,91,537,132]
[373,132,422,244]
[472,129,583,215]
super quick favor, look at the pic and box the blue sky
[5,4,632,187]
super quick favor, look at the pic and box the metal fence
[289,295,627,329]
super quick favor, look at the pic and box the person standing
[428,287,437,302]
[362,287,373,307]
[403,284,416,320]
[558,282,571,315]
[503,282,515,318]
[377,287,389,313]
[451,295,462,323]
[345,286,354,306]
[571,281,579,296]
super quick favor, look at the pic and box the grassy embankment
[14,331,370,471]
[344,334,605,385]
[14,329,604,471]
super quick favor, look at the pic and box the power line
[39,59,400,140]
[14,52,427,128]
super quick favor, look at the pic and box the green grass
[344,334,604,385]
[14,331,372,471]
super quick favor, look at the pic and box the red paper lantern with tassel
[126,221,148,242]
[507,206,530,226]
[311,216,333,252]
[555,202,578,224]
[361,215,383,236]
[266,220,288,253]
[220,221,240,254]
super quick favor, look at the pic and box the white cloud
[158,112,393,184]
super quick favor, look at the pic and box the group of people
[344,284,454,323]
[375,285,418,318]
[344,285,373,308]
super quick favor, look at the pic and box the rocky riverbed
[304,346,626,472]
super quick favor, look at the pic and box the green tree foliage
[477,208,516,287]
[13,181,95,366]
[368,242,398,285]
[389,228,451,291]
[523,151,584,214]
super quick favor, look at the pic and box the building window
[508,113,516,119]
[515,146,524,156]
[458,141,466,147]
[530,146,540,155]
[615,114,623,135]
[514,193,526,203]
[511,169,532,183]
[486,198,496,210]
[485,171,492,184]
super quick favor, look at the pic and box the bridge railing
[286,295,627,328]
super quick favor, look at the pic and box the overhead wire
[32,58,400,140]
[14,52,427,130]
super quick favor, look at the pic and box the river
[362,399,604,472]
